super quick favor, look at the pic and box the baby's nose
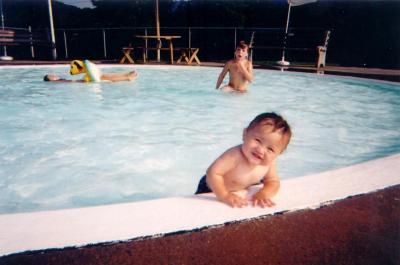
[256,145,264,153]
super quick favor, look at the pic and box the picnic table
[135,35,181,64]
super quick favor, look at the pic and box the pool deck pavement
[0,59,399,83]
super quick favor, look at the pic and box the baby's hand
[221,192,248,208]
[251,190,276,208]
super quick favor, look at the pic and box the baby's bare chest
[224,165,269,190]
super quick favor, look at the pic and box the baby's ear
[242,128,247,140]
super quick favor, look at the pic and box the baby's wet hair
[248,112,292,152]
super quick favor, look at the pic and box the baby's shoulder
[220,145,243,161]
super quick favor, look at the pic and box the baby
[195,112,292,208]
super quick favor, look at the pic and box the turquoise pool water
[0,65,399,213]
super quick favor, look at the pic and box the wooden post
[29,26,35,59]
[188,27,192,58]
[102,29,107,59]
[145,28,148,60]
[155,0,160,62]
[63,29,68,58]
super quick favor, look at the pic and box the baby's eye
[255,138,261,143]
[268,147,275,153]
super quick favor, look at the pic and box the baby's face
[235,47,248,59]
[241,124,284,166]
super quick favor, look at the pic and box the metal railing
[2,26,327,63]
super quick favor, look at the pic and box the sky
[59,0,94,9]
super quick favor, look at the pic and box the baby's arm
[206,148,248,207]
[252,160,280,207]
[215,63,230,89]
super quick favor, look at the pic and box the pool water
[0,65,399,214]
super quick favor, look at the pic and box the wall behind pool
[0,153,399,256]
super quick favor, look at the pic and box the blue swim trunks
[195,175,211,194]
[195,175,265,194]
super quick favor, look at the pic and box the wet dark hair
[237,40,249,51]
[43,75,50,81]
[247,112,292,152]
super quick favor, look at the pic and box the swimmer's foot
[128,71,138,81]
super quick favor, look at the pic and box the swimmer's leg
[101,71,138,82]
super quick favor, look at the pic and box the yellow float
[69,60,102,82]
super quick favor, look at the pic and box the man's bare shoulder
[225,59,236,66]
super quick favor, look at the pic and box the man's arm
[215,63,230,89]
[53,79,81,83]
[238,60,253,82]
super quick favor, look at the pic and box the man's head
[237,41,249,51]
[235,41,249,59]
[43,74,60,81]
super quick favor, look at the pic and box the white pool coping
[0,154,399,256]
[1,64,399,86]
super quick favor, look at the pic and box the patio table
[135,35,181,64]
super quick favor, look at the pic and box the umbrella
[277,0,317,66]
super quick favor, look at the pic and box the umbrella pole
[47,0,57,60]
[277,3,291,66]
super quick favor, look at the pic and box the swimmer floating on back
[43,71,138,82]
[44,60,138,82]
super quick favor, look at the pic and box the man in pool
[195,112,292,208]
[215,41,253,92]
[43,71,138,82]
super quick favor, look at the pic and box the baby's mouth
[252,152,263,160]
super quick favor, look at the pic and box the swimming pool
[0,65,399,214]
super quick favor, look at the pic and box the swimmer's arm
[238,60,253,82]
[252,161,280,207]
[55,79,80,83]
[215,63,230,89]
[206,148,248,207]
